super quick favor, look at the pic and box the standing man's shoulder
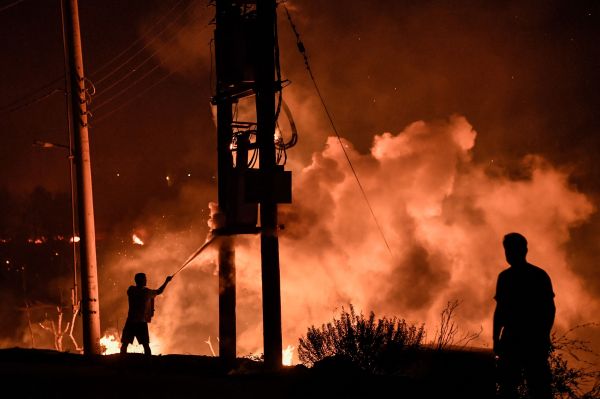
[494,267,512,301]
[528,263,552,280]
[497,267,513,282]
[527,263,555,296]
[498,267,511,277]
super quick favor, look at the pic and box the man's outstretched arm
[156,275,173,295]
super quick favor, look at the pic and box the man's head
[503,232,528,266]
[134,273,147,287]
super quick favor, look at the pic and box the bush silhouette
[298,304,425,374]
[547,325,600,399]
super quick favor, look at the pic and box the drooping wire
[0,0,26,13]
[90,0,185,77]
[92,0,199,86]
[0,75,63,113]
[0,88,63,116]
[272,13,297,166]
[282,5,393,257]
[274,100,297,165]
[92,8,212,114]
[92,71,175,125]
[93,25,180,102]
[85,0,200,119]
[93,53,168,113]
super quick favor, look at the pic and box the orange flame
[132,234,144,246]
[100,334,121,355]
[282,344,295,366]
[100,332,162,355]
[28,237,46,244]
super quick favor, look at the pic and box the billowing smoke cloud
[99,114,598,364]
[88,0,600,362]
[275,114,597,353]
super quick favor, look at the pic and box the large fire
[100,333,162,355]
[98,115,599,365]
[100,330,295,365]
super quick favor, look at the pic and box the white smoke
[100,114,598,364]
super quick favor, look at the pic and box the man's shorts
[121,320,150,345]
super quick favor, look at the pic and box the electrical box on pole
[213,0,292,368]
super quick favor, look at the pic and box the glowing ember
[132,234,144,246]
[282,344,294,366]
[70,236,80,243]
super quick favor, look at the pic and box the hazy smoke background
[1,0,599,364]
[99,111,598,363]
[97,0,600,362]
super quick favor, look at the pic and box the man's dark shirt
[494,263,555,351]
[126,286,160,323]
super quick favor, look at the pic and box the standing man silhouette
[120,273,173,355]
[493,233,555,399]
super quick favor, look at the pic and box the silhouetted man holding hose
[493,233,555,399]
[120,273,172,356]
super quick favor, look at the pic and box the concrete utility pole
[60,0,101,355]
[255,0,282,369]
[213,0,290,368]
[214,1,237,366]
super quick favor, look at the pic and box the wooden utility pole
[213,0,290,368]
[255,0,282,369]
[60,0,101,355]
[214,1,238,365]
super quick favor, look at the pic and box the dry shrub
[298,304,425,373]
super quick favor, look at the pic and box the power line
[0,0,27,13]
[92,0,200,86]
[282,5,394,257]
[94,3,208,101]
[93,63,163,111]
[89,0,187,78]
[0,88,63,116]
[94,70,173,125]
[92,70,174,125]
[95,50,164,99]
[0,76,63,110]
[92,8,212,114]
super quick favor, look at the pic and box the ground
[0,347,496,398]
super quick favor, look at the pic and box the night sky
[0,0,599,357]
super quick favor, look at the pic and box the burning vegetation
[2,115,599,367]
